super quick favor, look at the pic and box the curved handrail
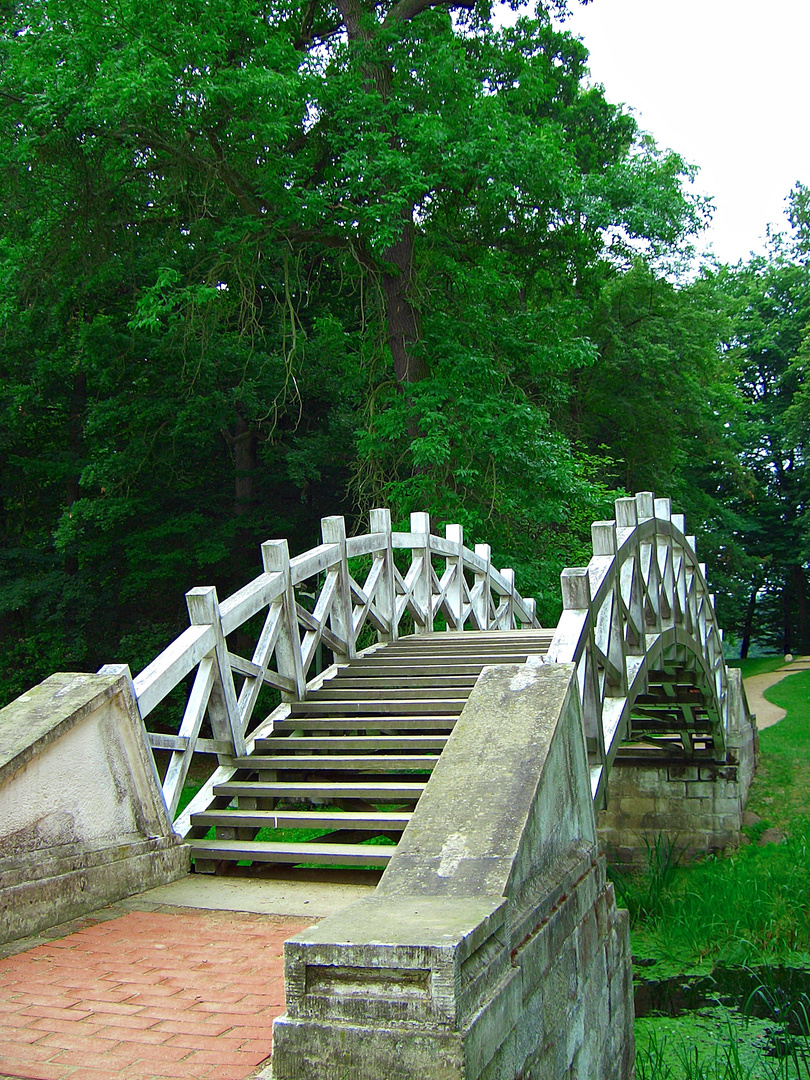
[545,492,728,807]
[121,508,540,820]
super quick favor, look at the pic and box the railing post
[560,567,606,767]
[615,497,644,655]
[655,497,675,623]
[370,507,397,643]
[635,491,661,632]
[473,543,491,630]
[445,523,465,631]
[321,515,356,659]
[186,586,246,757]
[262,539,306,700]
[524,596,538,628]
[410,511,433,634]
[670,512,687,627]
[500,567,516,629]
[592,520,627,695]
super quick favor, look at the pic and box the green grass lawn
[630,657,810,1078]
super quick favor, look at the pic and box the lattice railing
[111,509,539,826]
[545,492,729,806]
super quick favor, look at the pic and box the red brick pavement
[0,908,312,1080]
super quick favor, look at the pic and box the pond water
[634,966,810,1078]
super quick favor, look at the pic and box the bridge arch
[546,492,734,810]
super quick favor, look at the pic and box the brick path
[0,907,311,1080]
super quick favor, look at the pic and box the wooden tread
[288,699,467,715]
[213,780,427,800]
[188,838,394,867]
[190,809,412,831]
[232,754,439,771]
[271,717,456,731]
[255,735,448,751]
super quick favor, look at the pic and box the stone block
[615,795,655,817]
[0,672,188,944]
[711,796,742,816]
[668,765,699,782]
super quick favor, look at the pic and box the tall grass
[636,990,810,1080]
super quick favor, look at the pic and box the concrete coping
[0,672,124,785]
[289,894,506,953]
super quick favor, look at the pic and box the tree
[0,0,709,697]
[720,194,810,654]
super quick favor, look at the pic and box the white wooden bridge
[114,491,732,875]
[1,490,750,1080]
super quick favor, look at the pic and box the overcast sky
[550,0,810,266]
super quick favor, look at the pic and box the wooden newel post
[321,515,356,660]
[559,567,605,764]
[592,520,627,695]
[445,523,464,632]
[614,497,637,530]
[262,539,306,700]
[635,491,661,632]
[410,512,433,634]
[561,566,591,610]
[615,497,643,654]
[669,512,687,627]
[186,586,246,757]
[654,497,675,623]
[474,543,491,630]
[501,568,516,629]
[635,491,655,522]
[370,507,397,643]
[524,596,538,627]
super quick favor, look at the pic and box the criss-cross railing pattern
[121,509,539,825]
[546,492,729,807]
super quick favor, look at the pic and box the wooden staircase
[187,630,552,872]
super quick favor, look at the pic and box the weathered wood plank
[133,624,215,719]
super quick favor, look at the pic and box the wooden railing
[545,492,729,806]
[117,509,539,826]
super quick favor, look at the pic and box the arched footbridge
[1,491,755,1080]
[120,491,741,870]
[108,491,753,1080]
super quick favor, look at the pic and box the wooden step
[359,648,544,660]
[232,754,439,771]
[313,687,474,701]
[335,668,486,681]
[255,736,448,751]
[330,675,480,689]
[188,838,394,867]
[213,780,427,800]
[191,809,412,831]
[271,717,456,732]
[288,699,466,716]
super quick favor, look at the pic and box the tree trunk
[783,573,792,655]
[739,572,760,659]
[380,208,427,387]
[65,370,86,576]
[231,405,257,518]
[792,563,808,651]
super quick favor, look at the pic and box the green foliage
[637,1008,810,1080]
[628,668,810,972]
[745,669,810,831]
[610,834,684,926]
[0,0,715,699]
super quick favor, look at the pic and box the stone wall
[271,663,635,1080]
[0,671,189,944]
[598,668,757,867]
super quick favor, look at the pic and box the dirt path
[744,656,810,730]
